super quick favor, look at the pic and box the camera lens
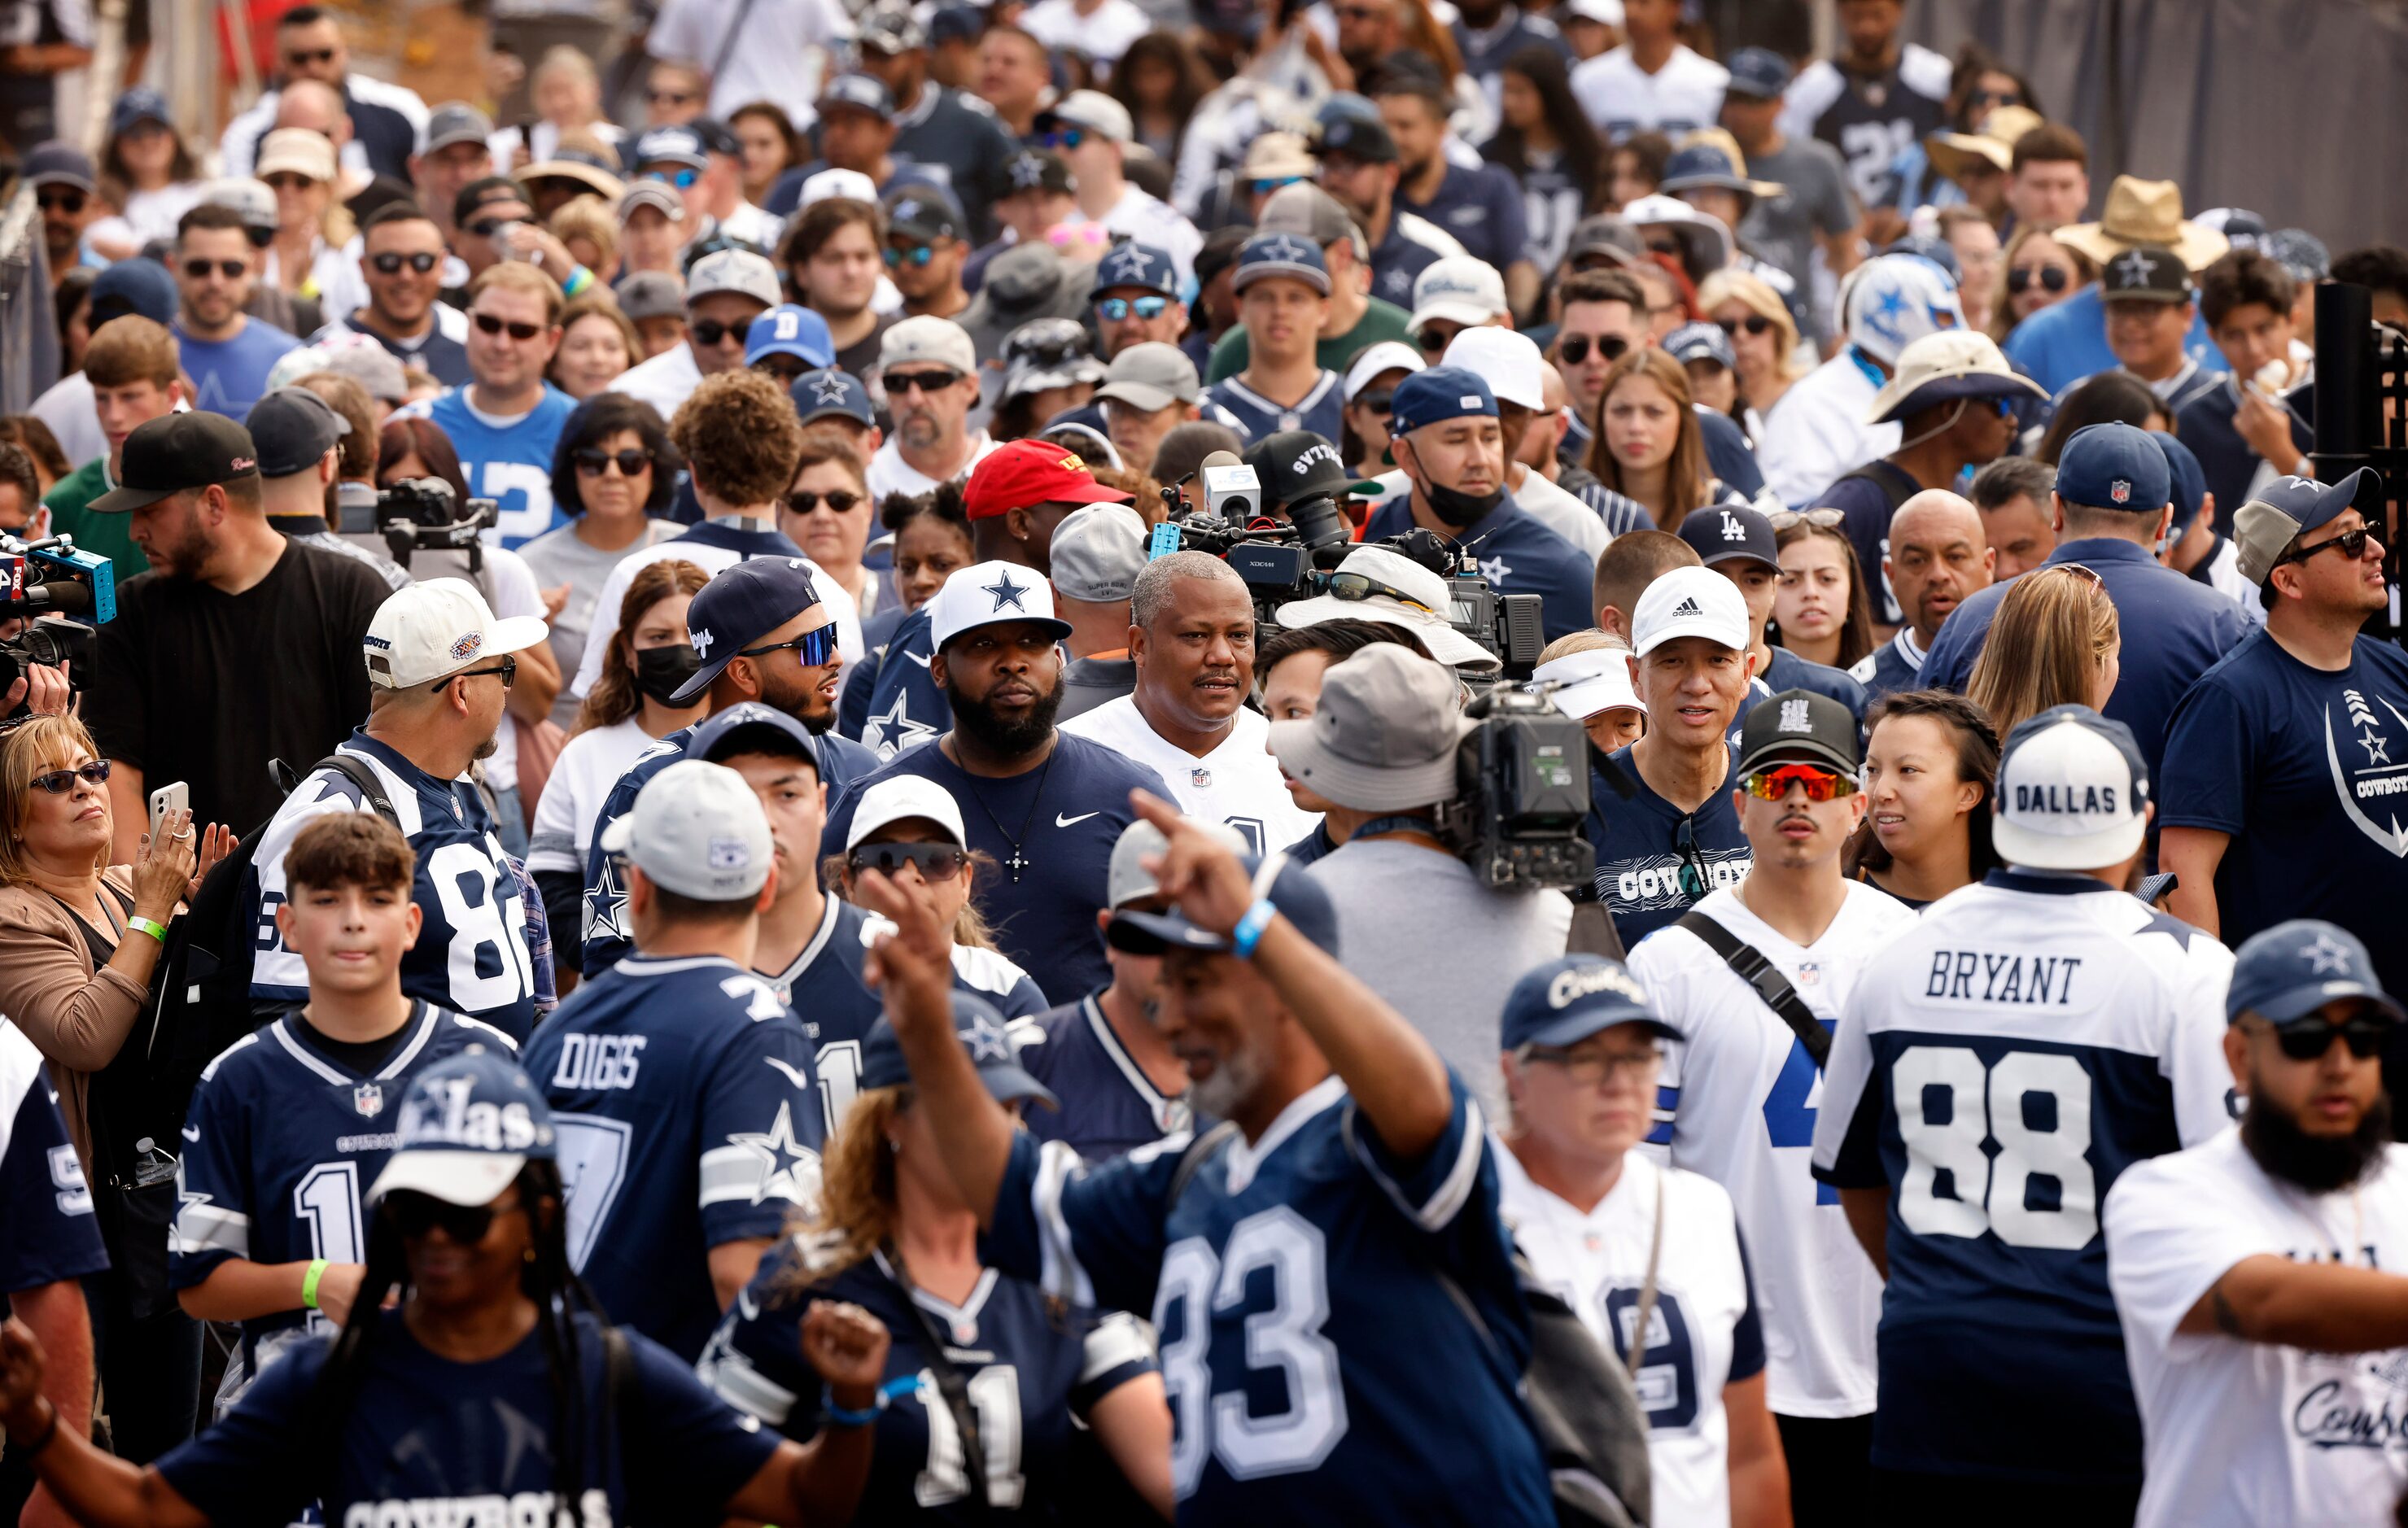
[1287,494,1351,564]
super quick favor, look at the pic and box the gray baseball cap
[1050,503,1148,603]
[599,759,775,900]
[618,181,686,226]
[1266,644,1475,812]
[1094,342,1200,413]
[617,269,686,321]
[1106,818,1252,909]
[686,249,782,310]
[316,343,408,404]
[1258,182,1357,249]
[424,102,495,155]
[245,387,350,478]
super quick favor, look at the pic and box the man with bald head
[219,5,427,180]
[273,80,373,199]
[1852,489,1994,703]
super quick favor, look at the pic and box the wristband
[822,1385,885,1427]
[1230,898,1278,959]
[127,915,168,944]
[562,264,595,298]
[302,1258,330,1310]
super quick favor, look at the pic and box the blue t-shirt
[989,1075,1554,1526]
[1023,991,1195,1163]
[1585,743,1753,948]
[1362,493,1595,644]
[819,735,1169,1005]
[1200,370,1345,448]
[1399,162,1531,274]
[523,954,824,1360]
[0,1026,107,1295]
[155,1308,778,1528]
[176,317,301,418]
[2000,284,2219,397]
[425,384,579,548]
[841,604,951,761]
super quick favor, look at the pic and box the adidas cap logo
[1672,596,1702,617]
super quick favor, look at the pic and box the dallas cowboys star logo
[1383,268,1411,296]
[2362,727,2392,765]
[1255,234,1312,264]
[810,372,851,405]
[728,1101,822,1206]
[1479,553,1512,584]
[2301,931,2356,974]
[965,1011,1014,1063]
[1010,154,1045,189]
[1114,246,1156,281]
[1868,283,1910,343]
[585,853,632,942]
[984,570,1030,611]
[2113,248,2160,286]
[864,691,937,757]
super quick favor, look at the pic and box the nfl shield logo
[352,1081,384,1118]
[2110,478,2130,504]
[1191,767,1213,788]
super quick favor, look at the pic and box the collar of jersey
[274,1002,439,1085]
[1082,991,1178,1112]
[1982,867,2107,897]
[341,731,430,789]
[614,954,747,976]
[1222,1074,1347,1194]
[874,1248,1000,1327]
[2043,538,2157,570]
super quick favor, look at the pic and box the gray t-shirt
[1741,134,1857,293]
[518,519,678,728]
[1306,837,1573,1121]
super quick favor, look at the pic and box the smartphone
[148,780,188,841]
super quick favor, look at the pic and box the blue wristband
[822,1385,885,1427]
[1230,898,1278,959]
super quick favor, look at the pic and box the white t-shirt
[1497,1146,1761,1528]
[648,0,848,128]
[2105,1129,2408,1528]
[264,237,371,328]
[1570,44,1730,141]
[1100,183,1204,286]
[607,343,706,421]
[1755,350,1897,511]
[84,181,205,255]
[719,200,785,253]
[526,715,654,876]
[569,536,864,700]
[1626,880,1918,1418]
[28,369,103,471]
[864,432,997,504]
[1020,0,1153,65]
[1059,694,1319,853]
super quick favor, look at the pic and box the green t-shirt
[43,456,147,590]
[1205,297,1414,384]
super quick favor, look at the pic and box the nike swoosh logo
[1055,811,1099,827]
[181,1125,201,1142]
[906,653,932,668]
[762,1056,812,1089]
[738,1286,760,1321]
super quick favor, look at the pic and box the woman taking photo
[86,88,204,262]
[1769,515,1875,672]
[1965,565,2121,740]
[0,715,229,1463]
[0,1051,893,1528]
[1695,269,1807,434]
[1850,690,1999,909]
[1482,46,1603,277]
[546,296,640,401]
[1588,348,1743,532]
[703,997,1173,1519]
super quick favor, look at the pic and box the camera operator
[1257,619,1439,867]
[244,388,409,590]
[1272,644,1571,1115]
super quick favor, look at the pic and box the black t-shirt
[86,539,390,833]
[833,314,895,386]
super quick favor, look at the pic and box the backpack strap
[882,1246,994,1509]
[312,753,402,828]
[1672,909,1830,1069]
[1168,1120,1240,1205]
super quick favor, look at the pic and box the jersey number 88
[1892,1046,2098,1251]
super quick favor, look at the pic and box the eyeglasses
[2284,526,2377,567]
[1715,313,1774,337]
[29,760,111,794]
[688,318,748,347]
[384,1190,522,1244]
[2262,1013,2397,1062]
[445,657,518,691]
[283,47,337,66]
[1326,571,1436,613]
[1042,127,1088,151]
[647,167,701,191]
[2007,265,2072,296]
[783,489,864,514]
[1674,815,1708,901]
[846,840,970,881]
[739,622,841,666]
[1766,508,1846,530]
[649,88,697,105]
[1742,763,1859,802]
[885,243,935,268]
[575,448,651,477]
[886,367,964,395]
[369,251,442,275]
[37,190,85,215]
[183,259,246,280]
[1415,325,1460,354]
[1097,295,1169,322]
[1522,1043,1659,1087]
[473,312,544,342]
[1556,334,1628,366]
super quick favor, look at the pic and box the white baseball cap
[1440,326,1545,411]
[1408,255,1510,330]
[685,248,782,310]
[599,758,775,900]
[1343,340,1423,402]
[845,775,968,852]
[364,578,549,689]
[1630,565,1750,656]
[1531,647,1642,723]
[1273,544,1500,672]
[928,560,1075,649]
[798,167,879,207]
[1990,705,2151,871]
[881,314,977,374]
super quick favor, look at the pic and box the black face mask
[1422,478,1504,530]
[632,643,701,705]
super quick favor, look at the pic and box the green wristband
[127,915,168,944]
[302,1257,330,1310]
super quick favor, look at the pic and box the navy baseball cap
[23,140,94,192]
[1724,46,1794,99]
[245,387,350,478]
[928,3,981,44]
[885,186,964,244]
[90,256,178,325]
[1664,321,1737,371]
[673,557,825,703]
[1317,111,1397,164]
[2056,421,2172,514]
[1679,503,1781,574]
[1501,954,1681,1050]
[858,994,1059,1107]
[1388,365,1496,435]
[1232,233,1330,295]
[111,86,172,137]
[2234,468,2381,585]
[745,303,836,368]
[1092,241,1178,299]
[821,72,894,120]
[365,1049,557,1207]
[1108,853,1342,958]
[635,124,710,170]
[2150,430,2208,542]
[791,367,875,427]
[2227,919,2404,1026]
[692,700,821,773]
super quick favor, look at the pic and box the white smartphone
[148,781,188,841]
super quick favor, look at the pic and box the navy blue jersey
[172,1003,515,1377]
[842,604,951,760]
[1815,461,1918,627]
[1399,162,1531,274]
[2175,377,2314,531]
[0,1025,107,1294]
[1454,9,1567,94]
[1365,219,1449,309]
[523,955,824,1360]
[1023,992,1194,1163]
[701,1243,1156,1518]
[155,1308,778,1528]
[988,1075,1552,1525]
[1361,494,1594,643]
[1585,744,1752,947]
[763,894,1049,1131]
[1200,371,1344,448]
[1847,629,1926,706]
[251,732,540,1039]
[1730,651,1869,747]
[820,735,1169,1005]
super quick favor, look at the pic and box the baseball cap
[844,774,968,851]
[256,129,337,185]
[318,341,409,404]
[963,439,1133,521]
[1105,817,1252,909]
[856,996,1057,1107]
[2234,468,2382,585]
[1388,365,1496,436]
[2151,430,2209,544]
[1343,340,1423,401]
[2268,228,2332,284]
[1094,343,1200,413]
[927,560,1075,648]
[89,257,178,326]
[1274,543,1498,671]
[1267,644,1475,812]
[1038,89,1133,144]
[1091,242,1179,299]
[1842,253,1966,368]
[1530,648,1641,725]
[1567,215,1643,268]
[616,269,685,321]
[618,182,687,228]
[1258,182,1358,249]
[1737,688,1860,776]
[1501,954,1681,1050]
[2056,421,2172,515]
[856,3,927,54]
[245,387,350,478]
[1242,430,1384,514]
[745,303,836,368]
[1659,140,1782,200]
[23,141,94,193]
[1001,149,1074,200]
[364,1050,557,1208]
[797,167,879,207]
[202,176,281,236]
[1665,321,1737,372]
[2100,244,2192,305]
[692,700,821,773]
[636,123,711,169]
[1679,504,1780,574]
[1050,503,1149,603]
[1564,0,1624,20]
[90,413,262,513]
[600,758,776,899]
[928,3,981,45]
[2227,919,2405,1027]
[1243,132,1318,183]
[1409,256,1510,331]
[884,186,964,245]
[1232,233,1330,296]
[363,578,549,689]
[110,87,172,138]
[1317,111,1397,164]
[685,248,781,310]
[1866,329,2045,423]
[791,367,875,427]
[1108,850,1342,958]
[1631,565,1750,656]
[881,314,977,374]
[454,176,529,228]
[1441,327,1545,412]
[1991,705,2151,871]
[674,557,824,703]
[1724,46,1794,100]
[423,102,495,154]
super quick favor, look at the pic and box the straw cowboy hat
[2054,175,2230,272]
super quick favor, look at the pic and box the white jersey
[1497,1147,1762,1528]
[1570,44,1730,142]
[1755,349,1898,510]
[1059,694,1319,855]
[2105,1130,2408,1528]
[607,343,705,421]
[1020,0,1153,64]
[568,539,863,701]
[1627,880,1917,1417]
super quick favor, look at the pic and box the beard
[951,671,1065,757]
[2241,1084,2393,1194]
[760,666,838,733]
[1189,1035,1268,1121]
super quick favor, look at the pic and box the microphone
[19,577,93,616]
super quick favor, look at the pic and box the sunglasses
[1354,389,1394,417]
[264,172,319,194]
[384,1190,522,1244]
[37,190,85,214]
[30,760,111,794]
[740,622,841,666]
[647,166,702,191]
[369,251,442,275]
[1097,295,1169,322]
[284,47,337,65]
[1969,89,2023,109]
[1715,314,1774,337]
[1326,571,1433,613]
[1415,326,1459,354]
[1042,127,1088,151]
[1766,508,1846,530]
[688,318,747,346]
[184,258,246,280]
[1743,763,1859,802]
[474,312,544,342]
[754,356,808,381]
[2007,265,2072,296]
[846,840,970,881]
[649,88,696,105]
[443,657,518,691]
[2265,1013,2396,1062]
[784,489,864,514]
[886,367,964,395]
[2287,526,2377,567]
[885,243,935,268]
[1556,334,1628,366]
[1645,237,1683,257]
[575,448,651,477]
[1674,816,1708,900]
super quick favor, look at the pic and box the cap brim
[1700,547,1780,574]
[1096,380,1182,413]
[667,654,736,705]
[484,614,551,660]
[1235,264,1331,295]
[85,482,177,514]
[1520,1011,1684,1048]
[1108,907,1236,955]
[2238,979,2408,1027]
[1660,174,1783,199]
[938,613,1075,651]
[979,1061,1060,1111]
[1271,593,1501,670]
[1868,369,2047,424]
[1991,811,2147,872]
[519,163,626,199]
[1408,299,1500,330]
[1737,738,1859,778]
[2055,221,2229,273]
[366,1149,527,1207]
[1265,715,1466,812]
[1545,673,1641,722]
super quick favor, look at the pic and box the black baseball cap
[1678,504,1780,574]
[1737,688,1860,776]
[1243,430,1382,511]
[1318,112,1397,165]
[453,176,529,228]
[2101,244,2192,305]
[246,387,350,478]
[91,413,262,512]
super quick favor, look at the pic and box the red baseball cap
[963,439,1134,521]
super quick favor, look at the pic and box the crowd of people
[2,0,2408,1524]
